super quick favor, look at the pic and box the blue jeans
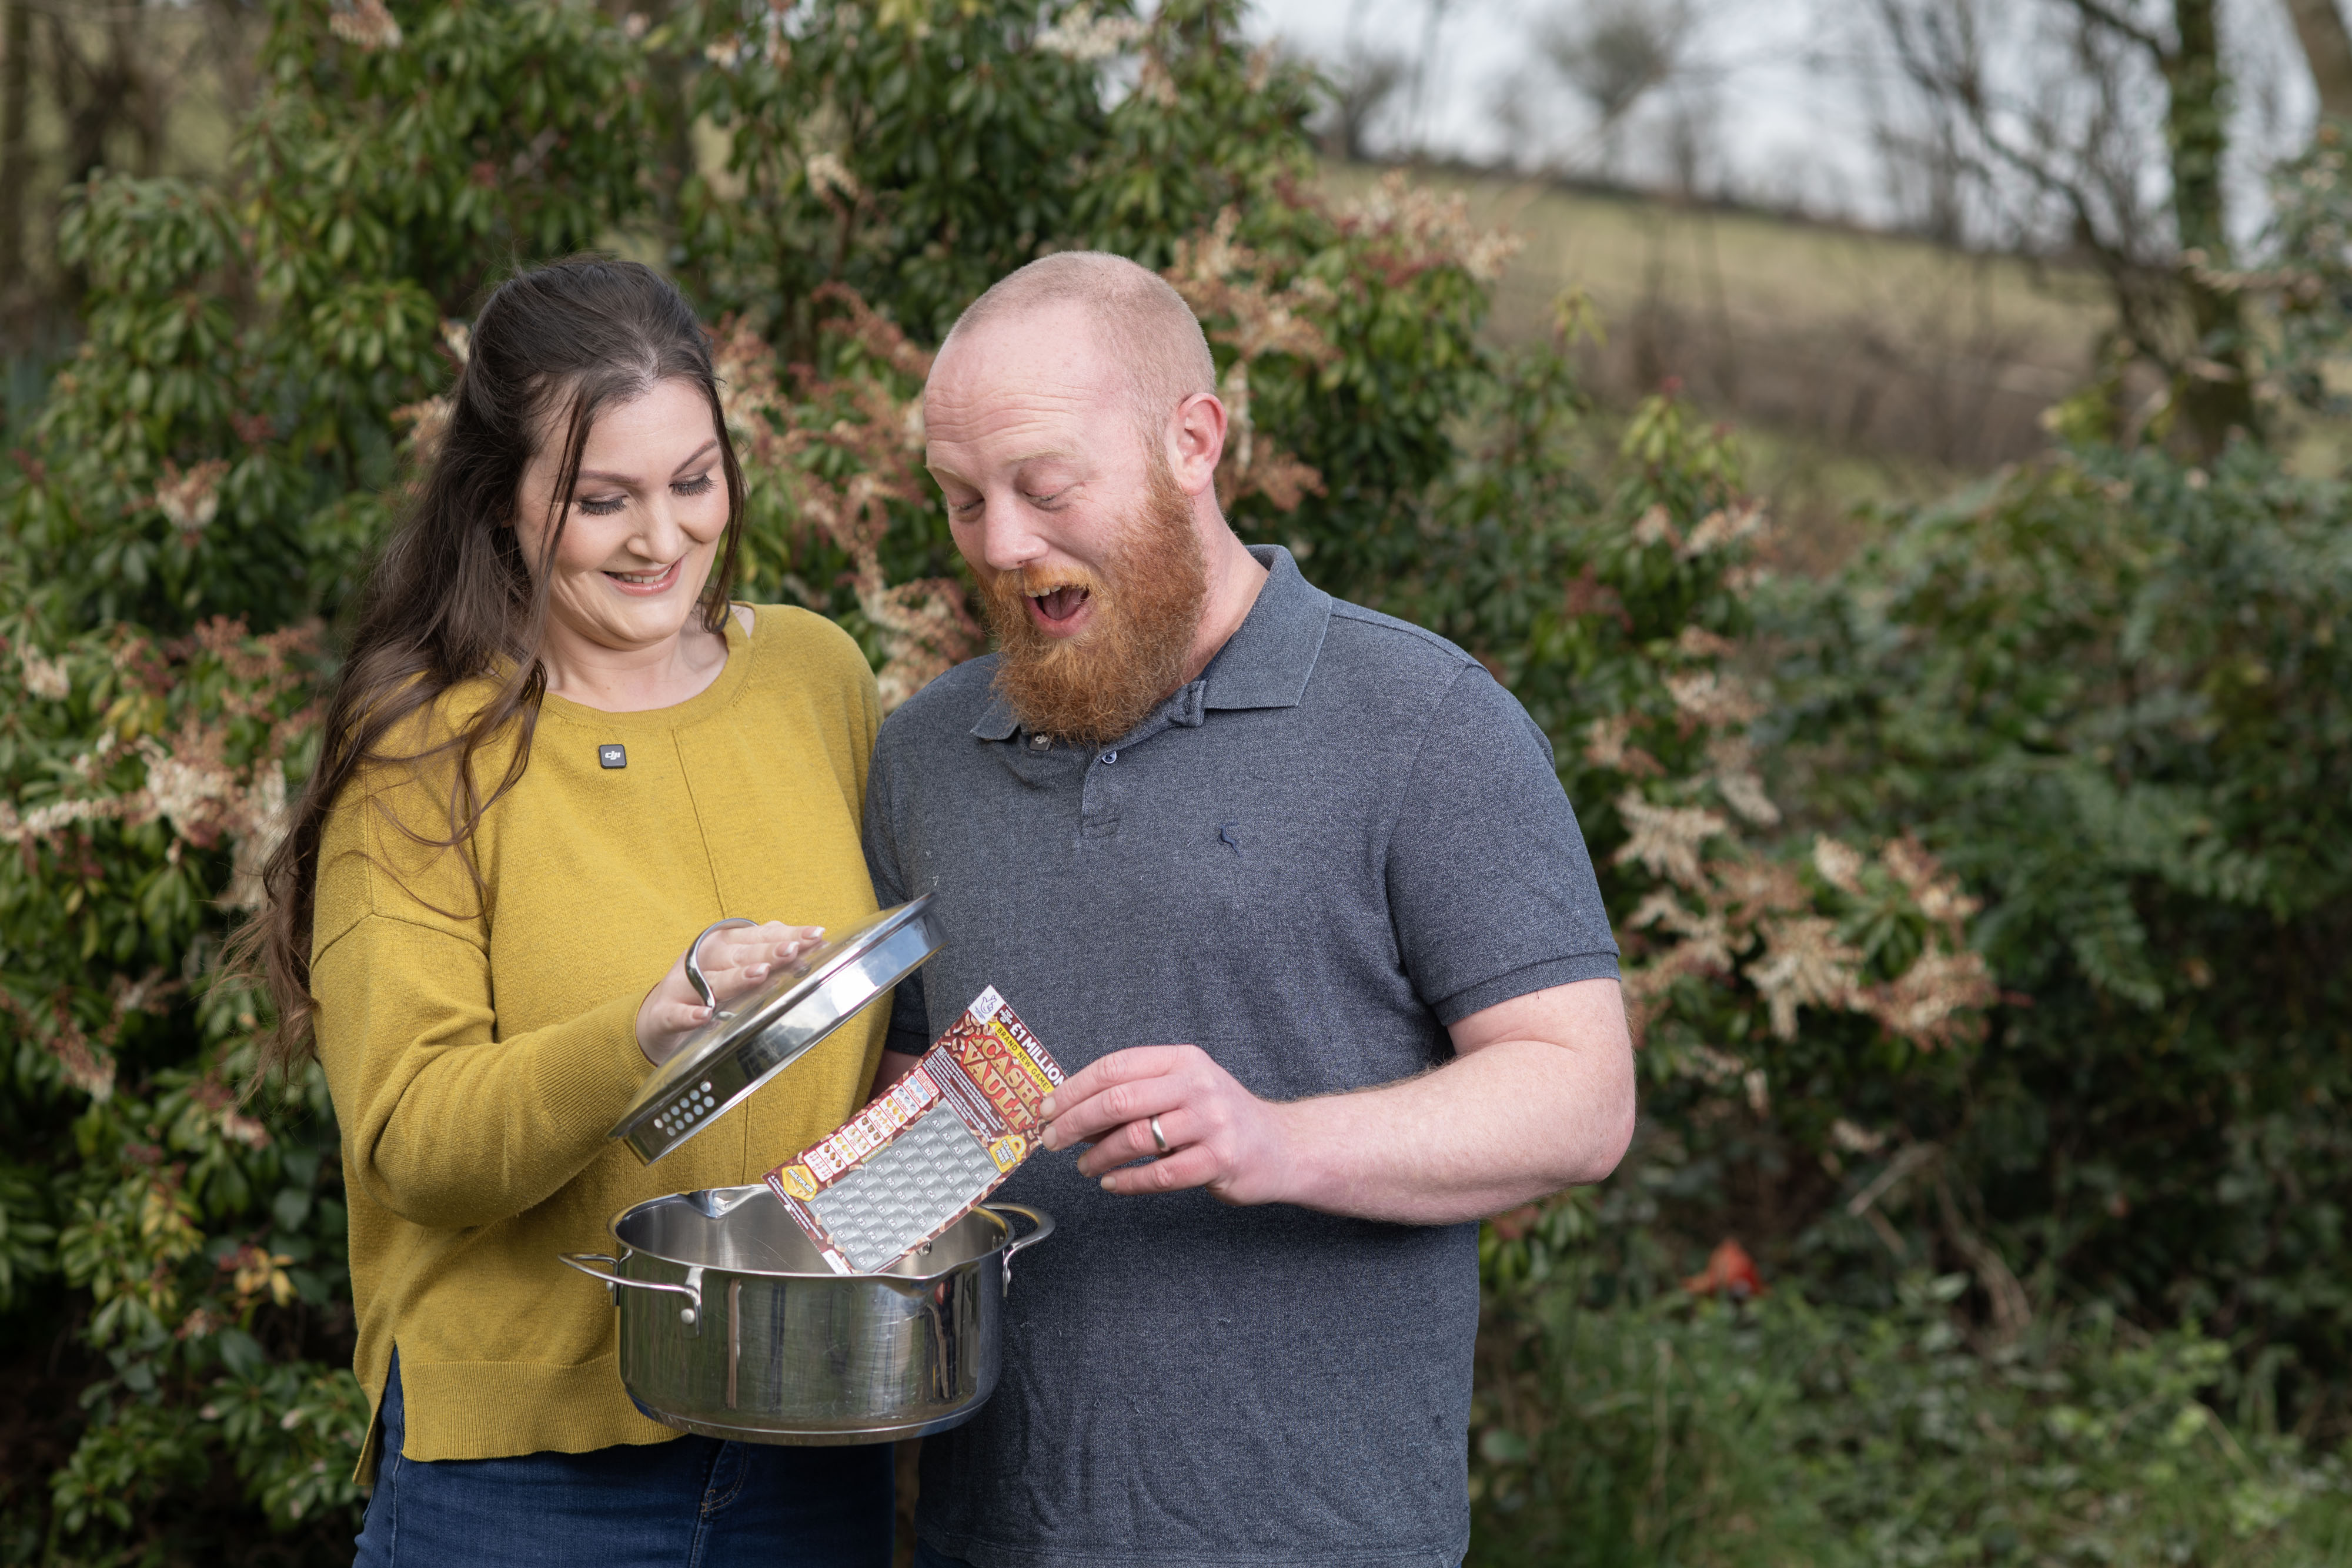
[353,1352,893,1566]
[910,1546,966,1568]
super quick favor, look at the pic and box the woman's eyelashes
[574,473,717,516]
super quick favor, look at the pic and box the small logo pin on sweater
[599,744,627,770]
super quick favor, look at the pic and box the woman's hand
[637,921,824,1065]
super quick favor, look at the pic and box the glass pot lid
[610,897,943,1165]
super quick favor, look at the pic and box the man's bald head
[937,252,1217,446]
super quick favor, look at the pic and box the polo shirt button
[1101,751,1117,765]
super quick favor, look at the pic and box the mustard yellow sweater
[312,606,886,1474]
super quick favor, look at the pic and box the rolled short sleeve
[1387,666,1619,1027]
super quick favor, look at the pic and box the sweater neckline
[534,607,755,734]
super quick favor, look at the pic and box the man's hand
[1035,978,1635,1224]
[636,920,824,1065]
[1038,1044,1297,1204]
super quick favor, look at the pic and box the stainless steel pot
[559,1186,1051,1445]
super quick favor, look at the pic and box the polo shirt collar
[1201,544,1331,711]
[973,692,1021,742]
[968,544,1331,741]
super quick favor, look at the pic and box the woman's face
[514,377,730,657]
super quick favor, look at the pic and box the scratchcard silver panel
[805,1105,1005,1273]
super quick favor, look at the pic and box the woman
[247,258,895,1565]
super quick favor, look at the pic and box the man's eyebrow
[575,439,720,486]
[925,448,1081,480]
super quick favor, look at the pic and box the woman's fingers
[688,921,830,1009]
[704,922,824,970]
[640,920,827,1064]
[771,924,824,962]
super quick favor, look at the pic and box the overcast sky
[1241,0,2319,239]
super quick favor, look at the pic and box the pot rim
[606,1186,1037,1283]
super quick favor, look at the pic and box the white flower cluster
[1611,790,1729,890]
[0,796,133,845]
[1629,500,1771,560]
[142,741,243,847]
[706,12,790,71]
[1706,735,1780,827]
[228,761,290,911]
[1748,916,1865,1041]
[805,151,862,205]
[1035,5,1144,62]
[19,648,70,700]
[153,459,229,536]
[1684,502,1769,556]
[328,0,403,52]
[1665,668,1763,729]
[1812,834,1866,893]
[393,396,453,463]
[137,744,292,911]
[1335,172,1524,283]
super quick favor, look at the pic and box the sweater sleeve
[311,912,650,1229]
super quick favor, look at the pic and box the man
[864,252,1635,1568]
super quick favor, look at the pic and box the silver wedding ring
[1148,1115,1170,1156]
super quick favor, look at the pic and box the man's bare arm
[1035,977,1636,1225]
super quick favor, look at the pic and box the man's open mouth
[1030,585,1090,623]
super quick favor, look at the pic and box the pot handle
[558,1251,706,1329]
[985,1203,1054,1292]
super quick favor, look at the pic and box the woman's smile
[604,557,685,594]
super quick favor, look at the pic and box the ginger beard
[974,455,1207,747]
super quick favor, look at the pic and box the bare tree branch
[2050,0,2170,62]
[2278,0,2352,119]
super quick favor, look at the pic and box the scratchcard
[762,987,1063,1275]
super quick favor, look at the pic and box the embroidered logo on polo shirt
[598,744,627,770]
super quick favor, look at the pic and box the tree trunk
[2167,0,2258,454]
[0,0,29,299]
[2280,0,2352,120]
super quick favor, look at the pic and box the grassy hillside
[1320,163,2119,564]
[1328,163,2110,456]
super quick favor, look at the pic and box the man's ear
[1165,391,1227,498]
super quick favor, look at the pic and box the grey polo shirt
[863,545,1618,1568]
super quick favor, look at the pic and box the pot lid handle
[684,918,759,1019]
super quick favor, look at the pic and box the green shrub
[1766,435,2352,1418]
[1472,1269,2352,1567]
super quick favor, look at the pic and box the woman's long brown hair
[238,256,746,1081]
